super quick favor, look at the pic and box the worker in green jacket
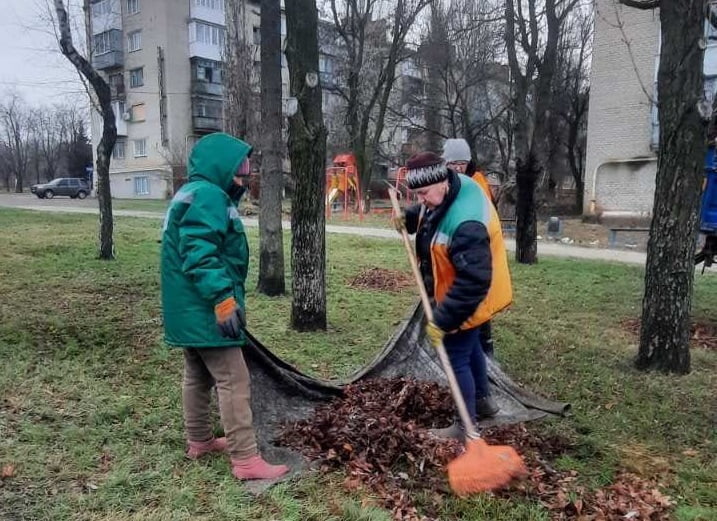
[160,132,288,481]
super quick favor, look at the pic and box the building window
[94,31,112,55]
[194,0,224,9]
[195,22,225,46]
[129,67,144,88]
[134,176,150,195]
[253,26,260,45]
[112,140,126,160]
[131,103,146,122]
[126,0,140,14]
[127,30,142,52]
[196,59,222,84]
[91,0,111,17]
[133,139,147,157]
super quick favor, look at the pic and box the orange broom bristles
[447,438,527,495]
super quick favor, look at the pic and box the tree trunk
[55,0,115,259]
[257,0,285,296]
[636,0,705,374]
[515,155,538,263]
[286,0,328,331]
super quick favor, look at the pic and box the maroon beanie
[405,152,448,189]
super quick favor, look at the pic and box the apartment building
[585,1,717,218]
[89,0,285,199]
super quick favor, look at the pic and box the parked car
[31,178,90,199]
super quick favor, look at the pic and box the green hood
[188,133,252,193]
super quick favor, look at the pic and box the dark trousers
[479,321,494,358]
[444,327,491,421]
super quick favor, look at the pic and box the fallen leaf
[1,464,15,478]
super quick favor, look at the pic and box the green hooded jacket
[160,133,252,348]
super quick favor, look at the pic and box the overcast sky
[1,1,87,107]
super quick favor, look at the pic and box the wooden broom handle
[388,189,479,439]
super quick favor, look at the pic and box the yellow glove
[425,320,445,348]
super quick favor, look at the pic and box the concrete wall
[584,0,660,216]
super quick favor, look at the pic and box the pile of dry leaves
[348,268,415,292]
[278,377,674,521]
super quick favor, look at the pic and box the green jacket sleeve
[178,186,235,305]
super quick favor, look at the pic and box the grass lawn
[0,208,715,521]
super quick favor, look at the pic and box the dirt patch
[622,318,717,351]
[278,377,673,521]
[348,267,415,292]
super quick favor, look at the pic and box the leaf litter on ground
[278,377,674,521]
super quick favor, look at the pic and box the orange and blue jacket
[405,172,512,331]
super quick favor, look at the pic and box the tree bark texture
[636,0,705,374]
[257,0,286,296]
[286,0,328,331]
[55,0,115,260]
[224,0,254,139]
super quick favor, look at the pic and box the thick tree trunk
[515,155,538,264]
[257,0,285,296]
[636,0,705,374]
[286,0,328,331]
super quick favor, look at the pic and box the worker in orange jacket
[442,138,502,359]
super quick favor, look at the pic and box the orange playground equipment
[325,154,364,220]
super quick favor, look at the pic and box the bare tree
[328,0,431,198]
[505,0,582,264]
[0,93,33,193]
[224,0,258,140]
[286,0,328,330]
[617,0,706,374]
[257,0,286,296]
[53,0,116,260]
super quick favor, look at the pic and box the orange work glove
[214,296,246,339]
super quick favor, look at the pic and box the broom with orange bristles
[388,188,527,495]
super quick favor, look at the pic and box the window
[194,0,224,9]
[133,138,147,157]
[94,31,112,55]
[707,2,717,43]
[195,22,225,46]
[113,140,126,160]
[92,0,111,17]
[129,67,144,88]
[134,176,149,195]
[253,26,260,45]
[131,103,146,122]
[196,59,222,83]
[127,30,142,52]
[126,0,140,14]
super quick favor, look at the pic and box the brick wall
[584,0,659,215]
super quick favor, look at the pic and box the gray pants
[182,347,257,459]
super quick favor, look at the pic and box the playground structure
[325,154,364,220]
[392,165,416,205]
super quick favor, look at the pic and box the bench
[608,227,650,247]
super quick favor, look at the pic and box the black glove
[214,296,246,339]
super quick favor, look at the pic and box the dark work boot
[428,421,465,441]
[476,396,499,419]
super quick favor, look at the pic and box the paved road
[0,193,648,265]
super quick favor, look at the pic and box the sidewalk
[0,199,648,266]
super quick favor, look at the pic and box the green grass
[0,208,715,520]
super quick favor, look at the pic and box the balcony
[192,81,223,96]
[93,50,124,70]
[192,116,223,132]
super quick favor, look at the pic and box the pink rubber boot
[186,437,228,460]
[231,455,290,480]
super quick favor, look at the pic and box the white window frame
[195,22,224,46]
[127,30,142,52]
[133,138,147,158]
[129,67,144,88]
[134,176,150,195]
[92,0,111,17]
[94,31,112,55]
[195,0,224,9]
[126,0,140,14]
[112,140,126,160]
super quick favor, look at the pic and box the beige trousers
[182,347,257,459]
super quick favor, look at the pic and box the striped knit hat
[405,152,448,189]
